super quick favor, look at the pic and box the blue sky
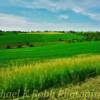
[0,0,100,31]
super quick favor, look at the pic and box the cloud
[0,13,99,31]
[59,15,69,20]
[0,0,100,31]
[72,7,85,13]
[72,7,100,21]
[0,13,34,31]
[8,0,100,11]
[7,0,100,21]
[0,13,68,31]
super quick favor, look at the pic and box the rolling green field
[0,41,100,66]
[0,32,83,48]
[0,31,100,99]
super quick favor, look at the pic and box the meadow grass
[0,33,82,48]
[0,54,100,96]
[21,76,100,100]
[0,41,100,65]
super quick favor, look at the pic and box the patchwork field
[0,32,83,48]
[0,31,100,99]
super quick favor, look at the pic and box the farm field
[0,54,100,100]
[0,32,83,49]
[0,31,100,99]
[0,41,100,66]
[15,76,100,100]
[0,31,99,49]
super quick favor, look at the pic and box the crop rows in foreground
[0,54,100,99]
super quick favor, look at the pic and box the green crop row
[0,54,100,98]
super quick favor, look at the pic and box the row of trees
[0,30,100,34]
[5,42,34,49]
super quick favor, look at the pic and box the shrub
[29,44,34,47]
[6,45,11,49]
[26,42,34,47]
[0,32,4,36]
[58,38,64,41]
[17,43,23,48]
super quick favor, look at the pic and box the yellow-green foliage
[0,54,100,94]
[28,76,100,100]
[29,32,63,34]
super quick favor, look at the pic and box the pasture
[0,32,83,49]
[0,41,100,66]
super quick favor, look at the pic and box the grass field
[0,54,100,99]
[0,32,83,49]
[17,76,100,100]
[35,76,100,100]
[0,41,100,66]
[0,31,100,99]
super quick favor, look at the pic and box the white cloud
[7,0,100,21]
[84,13,100,21]
[72,7,85,13]
[59,15,69,20]
[0,13,52,31]
[0,13,99,31]
[9,0,100,11]
[0,13,34,31]
[72,7,100,21]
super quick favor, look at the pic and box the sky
[0,0,100,31]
